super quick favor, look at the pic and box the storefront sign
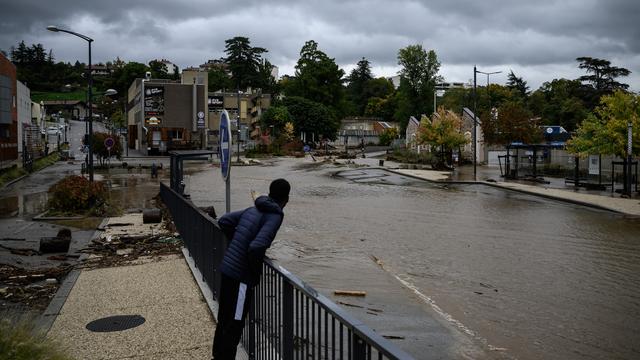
[144,85,164,126]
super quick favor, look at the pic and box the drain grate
[86,315,145,332]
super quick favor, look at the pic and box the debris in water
[382,335,405,340]
[334,290,366,297]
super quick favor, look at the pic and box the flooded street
[188,158,640,360]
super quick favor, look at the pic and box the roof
[408,116,420,127]
[41,100,87,106]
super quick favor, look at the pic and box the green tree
[506,70,529,99]
[365,95,397,123]
[576,57,631,110]
[577,57,631,93]
[148,60,170,79]
[396,44,442,131]
[91,132,123,166]
[481,101,541,146]
[223,36,267,90]
[284,40,346,114]
[528,78,588,131]
[417,108,468,169]
[281,96,340,140]
[346,57,374,115]
[208,66,233,92]
[567,90,640,159]
[261,106,292,132]
[378,127,398,146]
[105,61,149,98]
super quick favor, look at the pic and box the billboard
[208,95,224,110]
[144,85,164,126]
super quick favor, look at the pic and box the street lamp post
[473,67,502,180]
[627,122,633,196]
[47,25,95,181]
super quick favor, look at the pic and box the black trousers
[212,273,254,360]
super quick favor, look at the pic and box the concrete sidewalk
[392,168,640,216]
[47,255,214,359]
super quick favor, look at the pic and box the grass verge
[0,317,73,360]
[0,153,60,188]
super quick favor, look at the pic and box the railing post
[352,333,367,360]
[282,280,294,360]
[248,298,256,360]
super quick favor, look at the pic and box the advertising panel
[144,85,164,126]
[208,95,224,110]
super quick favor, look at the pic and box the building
[0,52,18,169]
[462,107,485,164]
[127,78,206,155]
[405,116,420,150]
[16,81,31,158]
[41,100,90,120]
[152,59,178,75]
[91,64,113,76]
[336,117,398,147]
[207,89,272,142]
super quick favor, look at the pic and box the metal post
[352,333,367,360]
[88,40,94,182]
[627,122,633,196]
[473,66,477,181]
[282,281,294,360]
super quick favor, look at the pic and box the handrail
[160,182,414,360]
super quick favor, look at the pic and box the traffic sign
[219,110,232,181]
[104,136,115,150]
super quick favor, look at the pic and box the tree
[223,36,267,90]
[576,57,631,93]
[417,108,468,169]
[284,40,346,114]
[105,62,149,98]
[281,96,340,140]
[261,106,292,132]
[148,60,170,79]
[396,44,442,131]
[506,70,529,99]
[567,90,640,159]
[378,128,398,146]
[91,132,123,166]
[481,101,542,146]
[346,57,373,115]
[208,66,233,92]
[576,57,631,110]
[528,78,588,131]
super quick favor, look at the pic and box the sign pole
[219,110,232,213]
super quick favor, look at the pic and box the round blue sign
[219,110,232,180]
[104,137,115,149]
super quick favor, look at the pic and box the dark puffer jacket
[218,196,284,286]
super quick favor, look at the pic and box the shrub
[48,175,107,213]
[0,318,72,360]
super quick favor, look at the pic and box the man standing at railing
[212,178,291,360]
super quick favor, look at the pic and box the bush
[387,148,434,165]
[48,175,107,214]
[0,318,72,360]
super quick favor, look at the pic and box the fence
[160,182,414,360]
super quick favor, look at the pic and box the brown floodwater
[186,158,640,360]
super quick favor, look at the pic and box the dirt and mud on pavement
[78,212,182,269]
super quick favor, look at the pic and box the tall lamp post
[47,25,95,181]
[472,67,502,180]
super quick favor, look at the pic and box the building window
[0,75,12,125]
[0,124,10,139]
[170,130,182,140]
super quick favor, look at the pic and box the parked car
[47,126,60,135]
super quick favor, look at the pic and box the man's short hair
[269,178,290,203]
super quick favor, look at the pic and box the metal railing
[160,182,414,360]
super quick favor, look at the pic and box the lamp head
[46,26,60,32]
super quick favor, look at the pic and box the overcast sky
[1,0,638,91]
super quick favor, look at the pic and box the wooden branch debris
[334,290,367,297]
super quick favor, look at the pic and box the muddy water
[188,158,640,360]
